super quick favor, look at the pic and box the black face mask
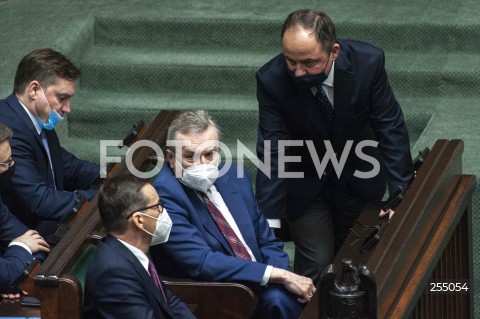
[286,57,330,89]
[0,165,15,192]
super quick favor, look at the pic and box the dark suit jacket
[0,196,32,292]
[151,164,289,284]
[84,235,195,319]
[0,93,99,235]
[256,39,413,219]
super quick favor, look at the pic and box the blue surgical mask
[35,87,64,130]
[287,57,330,89]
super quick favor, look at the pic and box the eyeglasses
[0,158,14,169]
[350,220,389,253]
[125,199,164,220]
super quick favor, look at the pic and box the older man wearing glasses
[83,174,195,319]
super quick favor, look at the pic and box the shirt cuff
[267,219,281,228]
[261,265,273,286]
[9,241,32,254]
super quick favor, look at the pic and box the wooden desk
[0,299,40,317]
[300,139,475,319]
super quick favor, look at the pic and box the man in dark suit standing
[83,174,195,319]
[151,110,314,319]
[0,48,100,236]
[0,123,50,298]
[256,10,413,284]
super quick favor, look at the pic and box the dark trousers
[287,182,366,285]
[253,283,305,319]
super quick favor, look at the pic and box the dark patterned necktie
[315,86,334,138]
[148,260,167,301]
[201,194,251,260]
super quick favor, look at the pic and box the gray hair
[0,124,13,144]
[167,110,221,148]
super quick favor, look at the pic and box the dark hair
[0,124,13,144]
[98,174,149,234]
[281,10,337,53]
[14,48,80,94]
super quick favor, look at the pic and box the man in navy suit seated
[0,48,100,236]
[83,173,196,319]
[151,110,315,319]
[0,123,50,299]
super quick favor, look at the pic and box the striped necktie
[315,86,334,138]
[40,130,57,189]
[148,259,167,301]
[201,193,251,260]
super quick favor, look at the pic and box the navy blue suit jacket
[151,164,289,284]
[0,196,32,292]
[84,235,195,319]
[0,93,99,235]
[256,39,413,219]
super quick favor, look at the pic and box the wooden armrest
[164,278,257,319]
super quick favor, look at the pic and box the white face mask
[180,163,219,193]
[140,208,173,246]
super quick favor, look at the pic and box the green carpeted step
[69,90,258,139]
[79,45,480,98]
[60,136,128,164]
[79,46,260,95]
[93,15,480,53]
[386,52,480,98]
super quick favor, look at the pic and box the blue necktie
[315,86,334,138]
[40,130,57,190]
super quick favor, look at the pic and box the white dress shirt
[205,185,272,285]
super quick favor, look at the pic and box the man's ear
[330,43,340,61]
[27,81,41,101]
[130,212,144,230]
[166,149,175,170]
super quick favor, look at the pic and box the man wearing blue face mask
[256,10,413,285]
[0,48,100,237]
[151,110,315,319]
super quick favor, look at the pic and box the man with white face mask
[84,174,195,319]
[0,48,100,237]
[151,110,315,319]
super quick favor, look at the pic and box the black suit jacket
[0,196,31,292]
[84,235,195,319]
[0,93,99,235]
[256,39,413,219]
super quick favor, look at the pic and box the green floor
[1,0,479,316]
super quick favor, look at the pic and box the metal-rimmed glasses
[0,158,15,170]
[125,199,164,220]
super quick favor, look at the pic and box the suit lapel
[214,174,261,260]
[6,94,56,186]
[6,94,45,148]
[183,185,235,256]
[332,50,354,150]
[291,86,331,140]
[104,236,174,319]
[44,130,64,190]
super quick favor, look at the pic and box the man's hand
[379,209,394,219]
[269,268,316,303]
[13,230,50,253]
[1,290,27,300]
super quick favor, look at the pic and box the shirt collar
[117,238,150,273]
[323,60,335,88]
[18,99,42,135]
